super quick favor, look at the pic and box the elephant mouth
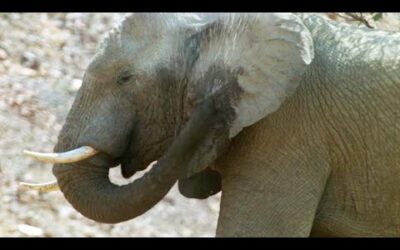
[119,156,146,178]
[117,134,176,178]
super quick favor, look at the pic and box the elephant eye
[117,73,134,85]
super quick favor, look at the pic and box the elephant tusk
[19,180,60,192]
[23,146,98,164]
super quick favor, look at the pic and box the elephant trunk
[52,159,179,223]
[52,97,219,223]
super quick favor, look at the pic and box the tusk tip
[22,146,98,164]
[23,149,41,157]
[19,181,60,192]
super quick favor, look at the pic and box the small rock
[17,224,44,236]
[21,52,40,71]
[8,65,36,76]
[19,67,38,76]
[163,197,175,205]
[0,48,8,60]
[68,78,82,92]
[58,205,74,218]
[2,195,12,203]
[20,106,34,117]
[180,227,192,237]
[14,94,25,106]
[49,69,63,78]
[207,196,221,213]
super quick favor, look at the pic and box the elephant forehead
[126,35,180,73]
[88,13,217,77]
[88,32,180,78]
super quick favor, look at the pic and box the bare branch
[339,13,374,29]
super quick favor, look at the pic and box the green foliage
[371,13,383,22]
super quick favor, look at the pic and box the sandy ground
[0,13,399,237]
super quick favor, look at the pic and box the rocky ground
[0,13,399,237]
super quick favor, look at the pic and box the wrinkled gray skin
[51,13,400,236]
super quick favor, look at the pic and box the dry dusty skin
[0,13,399,237]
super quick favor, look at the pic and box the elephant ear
[178,13,314,198]
[189,13,315,138]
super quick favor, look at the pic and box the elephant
[23,13,400,237]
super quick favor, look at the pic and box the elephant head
[24,13,314,223]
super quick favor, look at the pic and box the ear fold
[189,13,314,137]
